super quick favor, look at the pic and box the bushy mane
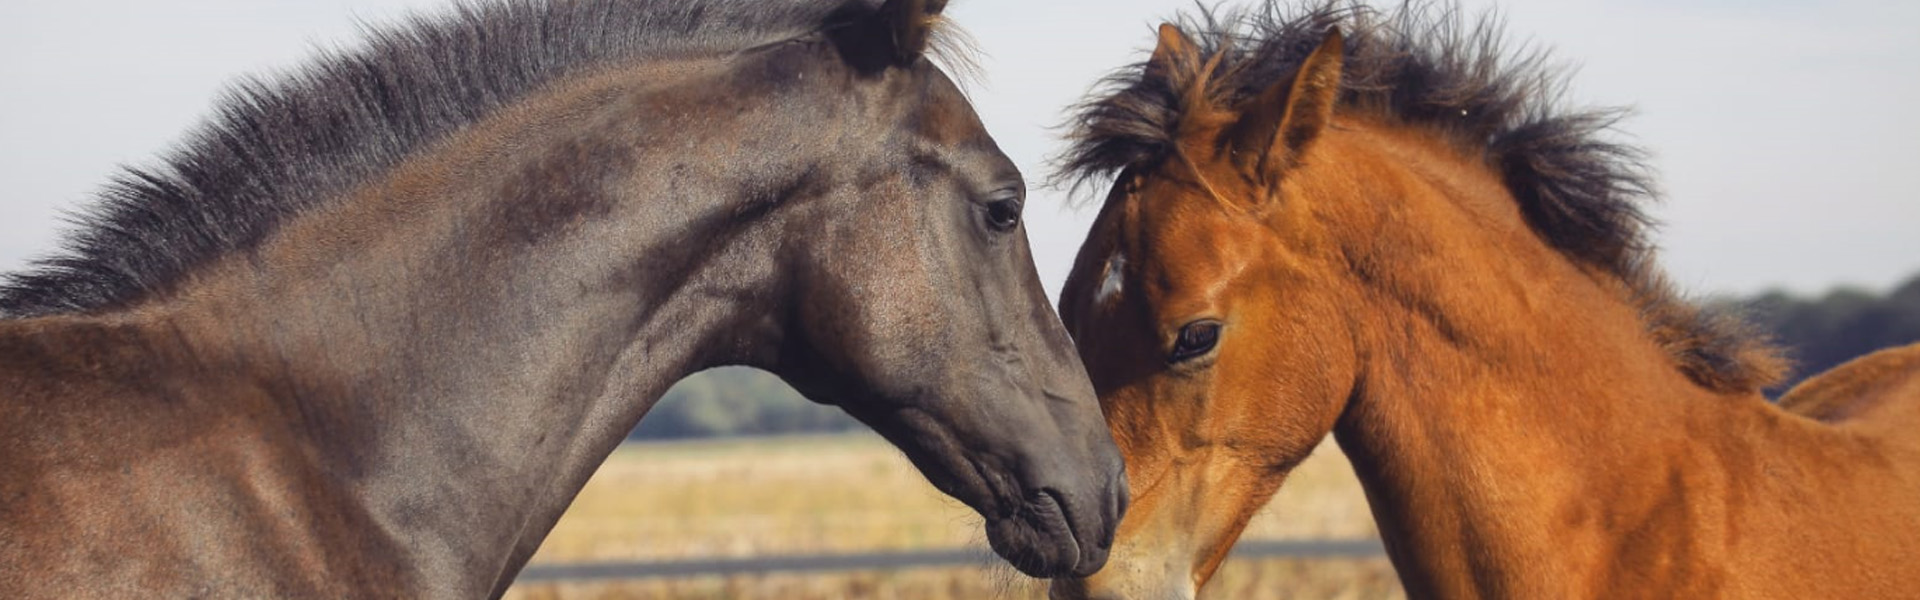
[1057,1,1785,393]
[0,0,876,318]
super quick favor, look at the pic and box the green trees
[1739,274,1920,393]
[628,367,860,440]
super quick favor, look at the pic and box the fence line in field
[515,538,1385,583]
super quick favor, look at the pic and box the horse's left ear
[880,0,949,65]
[1228,29,1345,188]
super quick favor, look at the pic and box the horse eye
[984,198,1022,232]
[1170,320,1222,363]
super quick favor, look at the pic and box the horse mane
[1056,0,1787,393]
[0,0,890,318]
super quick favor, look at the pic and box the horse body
[1048,4,1919,598]
[2,317,409,596]
[1781,343,1920,426]
[1309,118,1920,598]
[1,1,1125,596]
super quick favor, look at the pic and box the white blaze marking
[1096,252,1126,304]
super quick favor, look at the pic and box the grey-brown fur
[0,0,864,318]
[0,0,1126,595]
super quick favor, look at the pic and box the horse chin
[985,488,1094,578]
[847,405,1114,578]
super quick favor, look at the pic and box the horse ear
[880,0,949,64]
[1229,29,1345,188]
[1145,23,1198,81]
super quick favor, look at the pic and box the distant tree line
[1737,273,1920,394]
[627,367,860,440]
[629,273,1920,440]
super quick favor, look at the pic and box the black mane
[1057,1,1785,393]
[0,0,869,318]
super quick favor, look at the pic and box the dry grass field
[504,434,1403,600]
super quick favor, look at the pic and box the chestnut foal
[1051,4,1920,598]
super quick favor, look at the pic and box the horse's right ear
[879,0,949,65]
[1145,23,1198,82]
[1228,29,1345,190]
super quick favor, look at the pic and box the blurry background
[4,0,1917,598]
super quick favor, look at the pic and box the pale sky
[2,0,1916,302]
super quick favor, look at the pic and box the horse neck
[1317,121,1782,596]
[112,57,823,593]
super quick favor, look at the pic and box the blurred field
[504,433,1403,600]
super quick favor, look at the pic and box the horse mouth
[986,487,1098,578]
[855,405,1114,578]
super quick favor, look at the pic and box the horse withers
[1050,3,1920,598]
[0,0,1124,596]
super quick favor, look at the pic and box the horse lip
[987,487,1086,578]
[1043,487,1107,578]
[883,408,1098,577]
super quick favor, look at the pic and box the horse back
[1777,342,1920,435]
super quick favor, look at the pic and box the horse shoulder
[1776,343,1920,429]
[0,316,196,490]
[0,317,299,596]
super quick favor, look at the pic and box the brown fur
[1050,7,1920,600]
[1056,1,1786,394]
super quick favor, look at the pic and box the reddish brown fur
[1052,20,1920,600]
